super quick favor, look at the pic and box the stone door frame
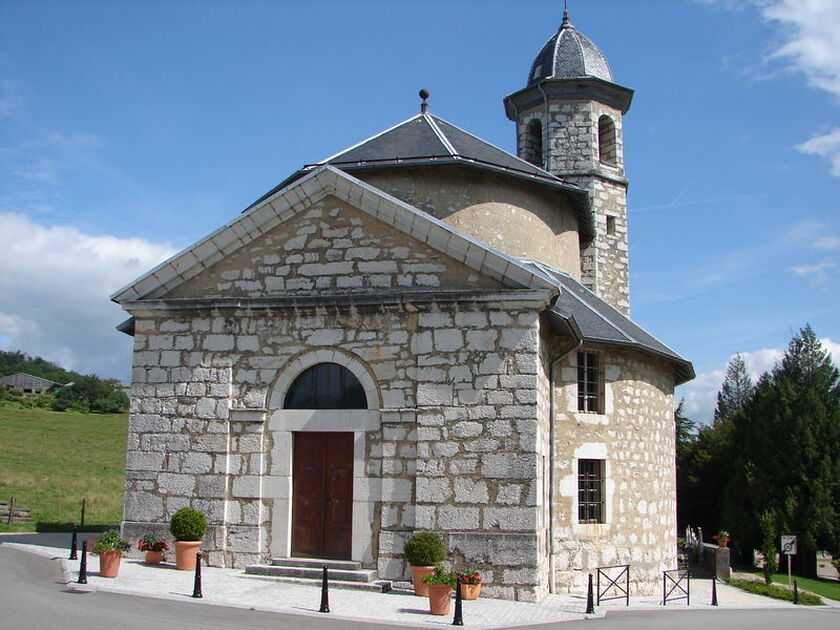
[264,349,381,564]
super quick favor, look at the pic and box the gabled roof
[250,112,594,242]
[110,165,558,304]
[521,260,694,384]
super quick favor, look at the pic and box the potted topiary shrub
[457,570,482,600]
[90,529,131,578]
[404,531,445,596]
[422,564,457,615]
[170,508,207,571]
[713,529,730,548]
[137,534,169,565]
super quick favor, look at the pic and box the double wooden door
[291,432,354,559]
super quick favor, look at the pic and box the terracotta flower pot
[174,541,202,571]
[717,539,729,548]
[460,582,481,600]
[427,584,453,615]
[144,550,164,565]
[98,550,123,578]
[411,565,435,596]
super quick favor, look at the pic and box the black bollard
[452,576,464,626]
[69,525,78,560]
[192,552,203,598]
[793,580,799,605]
[586,573,595,614]
[319,565,330,613]
[711,576,718,606]
[77,540,88,584]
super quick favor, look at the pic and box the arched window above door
[284,362,367,409]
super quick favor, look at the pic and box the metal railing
[596,564,630,606]
[662,568,690,606]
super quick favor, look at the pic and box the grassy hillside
[0,406,128,532]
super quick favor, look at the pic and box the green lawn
[770,573,840,602]
[0,406,128,532]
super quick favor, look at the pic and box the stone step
[246,563,379,583]
[270,557,362,571]
[244,566,392,593]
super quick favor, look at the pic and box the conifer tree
[714,353,754,422]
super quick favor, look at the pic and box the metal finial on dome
[561,0,571,28]
[419,88,430,114]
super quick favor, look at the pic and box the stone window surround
[577,349,604,414]
[570,443,613,535]
[231,348,388,565]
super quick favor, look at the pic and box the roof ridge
[316,113,423,165]
[431,115,563,181]
[424,113,457,156]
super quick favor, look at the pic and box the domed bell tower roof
[527,8,613,86]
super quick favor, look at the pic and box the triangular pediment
[111,166,556,304]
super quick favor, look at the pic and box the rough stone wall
[121,194,553,600]
[166,195,502,300]
[358,168,581,278]
[549,343,677,596]
[515,101,630,315]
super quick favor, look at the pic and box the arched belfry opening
[523,118,544,168]
[598,115,617,166]
[284,362,367,409]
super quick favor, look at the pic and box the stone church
[113,10,693,601]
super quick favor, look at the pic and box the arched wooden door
[286,363,366,560]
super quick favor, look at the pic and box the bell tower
[503,8,634,315]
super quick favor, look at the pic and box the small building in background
[0,373,67,394]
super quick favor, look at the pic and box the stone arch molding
[267,348,382,432]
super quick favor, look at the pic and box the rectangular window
[577,351,601,413]
[606,215,616,235]
[578,459,605,523]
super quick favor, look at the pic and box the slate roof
[520,260,694,384]
[256,112,593,242]
[528,11,613,86]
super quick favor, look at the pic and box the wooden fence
[0,497,32,524]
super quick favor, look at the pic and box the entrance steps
[244,557,393,593]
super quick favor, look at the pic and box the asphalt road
[0,545,398,630]
[1,544,838,630]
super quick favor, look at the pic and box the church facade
[114,11,692,602]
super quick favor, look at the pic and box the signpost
[781,535,797,587]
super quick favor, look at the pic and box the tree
[714,353,754,422]
[721,326,840,576]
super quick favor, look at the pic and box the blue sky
[1,0,838,422]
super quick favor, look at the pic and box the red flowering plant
[137,534,169,553]
[457,570,481,585]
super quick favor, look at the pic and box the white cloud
[796,128,840,176]
[0,212,175,380]
[815,236,840,249]
[790,261,836,275]
[678,338,840,423]
[761,0,840,98]
[702,1,840,174]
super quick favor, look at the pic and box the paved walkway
[0,533,829,629]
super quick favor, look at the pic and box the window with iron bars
[577,351,601,413]
[578,459,605,523]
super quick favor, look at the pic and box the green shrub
[404,531,445,566]
[421,564,457,588]
[170,508,207,541]
[728,578,823,605]
[90,528,131,555]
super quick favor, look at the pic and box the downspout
[548,313,583,594]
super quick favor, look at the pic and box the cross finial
[419,88,430,114]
